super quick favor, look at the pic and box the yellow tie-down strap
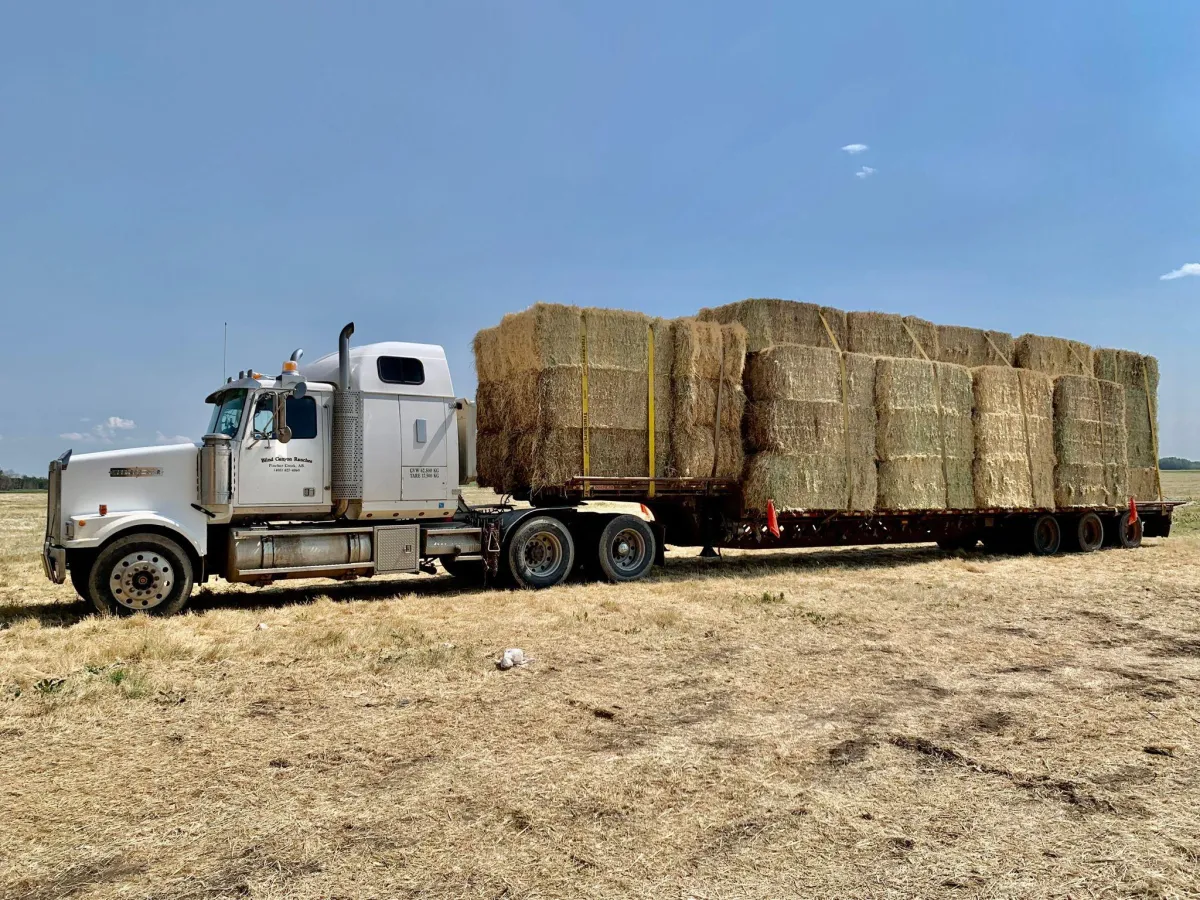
[647,325,656,499]
[580,318,591,496]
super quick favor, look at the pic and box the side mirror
[274,392,291,444]
[293,382,307,400]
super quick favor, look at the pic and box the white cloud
[155,432,194,445]
[855,166,876,179]
[59,416,139,444]
[842,143,869,154]
[1160,263,1200,281]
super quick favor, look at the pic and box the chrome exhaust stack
[331,322,364,518]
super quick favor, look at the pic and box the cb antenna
[222,322,228,381]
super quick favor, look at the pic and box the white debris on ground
[256,623,269,631]
[496,648,531,670]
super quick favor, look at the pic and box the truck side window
[378,356,424,385]
[286,396,318,440]
[251,394,318,440]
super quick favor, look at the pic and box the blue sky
[2,1,1198,474]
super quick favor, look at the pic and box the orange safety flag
[767,499,781,538]
[1128,496,1139,525]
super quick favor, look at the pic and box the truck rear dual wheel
[506,516,576,589]
[83,533,194,616]
[596,515,656,583]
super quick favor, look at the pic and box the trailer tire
[1112,511,1143,549]
[1030,515,1062,556]
[597,515,656,583]
[1072,512,1104,553]
[505,516,575,589]
[86,533,194,616]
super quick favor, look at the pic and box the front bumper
[43,540,66,584]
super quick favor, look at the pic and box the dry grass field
[1,477,1198,898]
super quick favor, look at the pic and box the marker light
[99,504,108,516]
[282,360,299,374]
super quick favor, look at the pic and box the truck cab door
[236,392,329,509]
[399,397,452,501]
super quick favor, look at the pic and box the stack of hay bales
[1052,375,1128,508]
[875,358,974,510]
[971,367,1055,508]
[670,318,747,479]
[938,325,1015,367]
[741,345,876,512]
[698,298,846,353]
[1015,334,1093,376]
[1093,348,1161,500]
[474,304,744,493]
[846,312,939,360]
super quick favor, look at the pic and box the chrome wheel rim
[522,532,563,578]
[111,551,173,609]
[609,528,647,575]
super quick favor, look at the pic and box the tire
[597,515,656,583]
[1112,511,1143,549]
[68,552,95,603]
[505,516,575,589]
[86,533,195,616]
[440,555,485,580]
[1030,515,1062,556]
[1073,512,1104,553]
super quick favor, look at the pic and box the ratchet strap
[1143,364,1163,505]
[580,316,591,496]
[647,324,656,498]
[819,311,854,510]
[710,337,726,478]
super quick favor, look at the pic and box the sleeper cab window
[378,356,425,386]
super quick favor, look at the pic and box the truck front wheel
[505,516,575,589]
[85,533,195,616]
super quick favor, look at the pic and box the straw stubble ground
[1,482,1199,899]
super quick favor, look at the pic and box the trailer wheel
[1030,515,1062,556]
[506,516,575,589]
[86,533,194,616]
[1112,511,1143,549]
[1072,512,1104,553]
[597,515,656,583]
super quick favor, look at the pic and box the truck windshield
[207,389,248,437]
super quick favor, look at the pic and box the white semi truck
[41,323,1179,615]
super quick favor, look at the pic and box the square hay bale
[875,358,974,510]
[1093,348,1161,500]
[741,345,876,511]
[670,318,746,477]
[971,367,1054,509]
[697,298,846,353]
[1053,376,1128,508]
[1015,333,1092,377]
[938,326,1015,368]
[846,312,940,360]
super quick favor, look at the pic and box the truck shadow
[1,543,987,627]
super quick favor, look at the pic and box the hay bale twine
[741,345,876,511]
[697,298,846,353]
[1053,376,1128,508]
[1093,348,1160,499]
[971,367,1054,509]
[846,312,939,360]
[875,358,974,510]
[1015,334,1092,377]
[938,326,1015,368]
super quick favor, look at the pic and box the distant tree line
[1,469,49,491]
[1160,457,1200,471]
